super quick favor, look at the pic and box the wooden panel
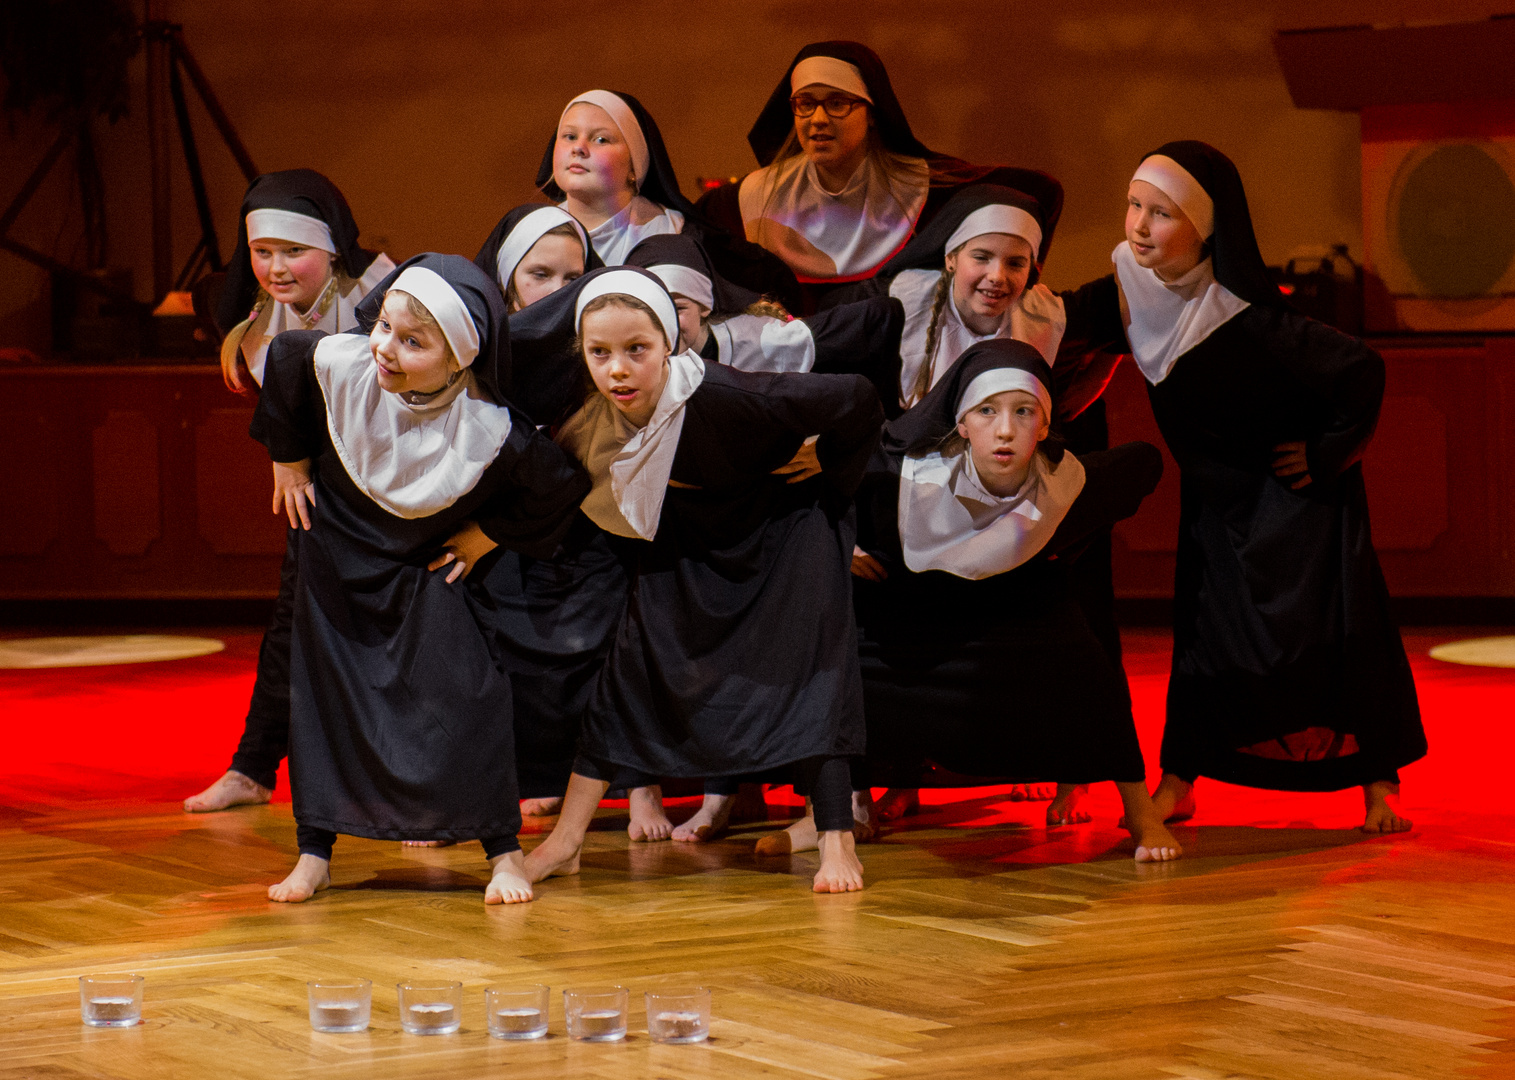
[1361,395,1448,551]
[0,413,62,557]
[195,408,287,556]
[91,410,160,557]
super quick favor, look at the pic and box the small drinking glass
[80,974,143,1028]
[646,987,711,1044]
[486,984,549,1040]
[563,986,628,1042]
[307,979,371,1033]
[397,981,463,1035]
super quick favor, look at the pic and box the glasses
[789,94,866,119]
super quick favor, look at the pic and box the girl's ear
[956,419,970,440]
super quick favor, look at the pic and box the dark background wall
[10,0,1503,350]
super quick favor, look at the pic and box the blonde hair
[909,242,968,406]
[759,122,927,226]
[709,296,793,328]
[382,288,457,365]
[504,221,586,313]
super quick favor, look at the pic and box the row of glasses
[308,980,710,1043]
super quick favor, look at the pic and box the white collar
[1112,242,1248,385]
[583,197,684,266]
[898,445,1085,579]
[557,350,705,539]
[313,333,513,519]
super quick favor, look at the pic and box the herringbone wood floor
[1,793,1512,1080]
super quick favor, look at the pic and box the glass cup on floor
[563,986,628,1042]
[397,981,463,1035]
[307,979,372,1033]
[80,974,143,1027]
[486,984,550,1040]
[646,987,711,1043]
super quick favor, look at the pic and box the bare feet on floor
[627,785,673,841]
[1047,783,1091,826]
[759,811,814,855]
[520,797,564,817]
[876,787,920,822]
[1361,780,1412,834]
[401,839,456,848]
[1115,780,1184,862]
[184,770,271,813]
[268,853,330,902]
[522,836,582,883]
[1010,782,1055,802]
[672,793,735,842]
[813,829,865,892]
[1123,773,1197,828]
[484,849,534,904]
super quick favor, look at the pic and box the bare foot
[672,793,735,843]
[268,854,330,902]
[813,830,864,892]
[401,839,456,848]
[627,785,673,841]
[1116,780,1184,862]
[763,811,816,855]
[876,787,920,822]
[484,850,534,904]
[852,789,880,842]
[1012,782,1055,802]
[184,770,271,813]
[1122,773,1196,828]
[522,836,582,883]
[1047,783,1092,826]
[521,797,563,817]
[1361,780,1412,834]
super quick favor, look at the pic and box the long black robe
[252,330,590,842]
[854,442,1159,786]
[1059,277,1426,790]
[579,363,883,778]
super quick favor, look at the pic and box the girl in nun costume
[1058,141,1425,833]
[843,340,1181,861]
[251,254,590,904]
[697,41,1062,313]
[185,169,394,815]
[518,267,884,892]
[473,203,601,312]
[626,232,906,413]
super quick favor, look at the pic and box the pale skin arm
[1272,440,1311,489]
[771,435,822,483]
[272,460,316,530]
[427,522,499,583]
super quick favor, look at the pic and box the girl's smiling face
[369,291,455,396]
[510,231,585,311]
[553,102,635,206]
[250,238,335,312]
[671,295,709,354]
[946,232,1034,335]
[1125,179,1206,281]
[581,300,671,428]
[956,388,1049,497]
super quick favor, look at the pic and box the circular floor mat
[1428,635,1515,669]
[0,635,225,669]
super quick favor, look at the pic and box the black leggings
[575,756,853,833]
[229,528,298,790]
[295,825,520,861]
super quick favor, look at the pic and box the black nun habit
[250,253,590,856]
[1056,140,1426,792]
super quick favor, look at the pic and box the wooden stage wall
[0,337,1512,602]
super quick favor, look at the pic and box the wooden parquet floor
[1,796,1513,1080]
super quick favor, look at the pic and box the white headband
[1131,154,1214,239]
[956,368,1051,423]
[495,206,589,289]
[649,264,714,313]
[246,209,334,254]
[946,204,1043,261]
[562,90,649,192]
[387,266,481,369]
[575,269,680,352]
[790,56,872,102]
